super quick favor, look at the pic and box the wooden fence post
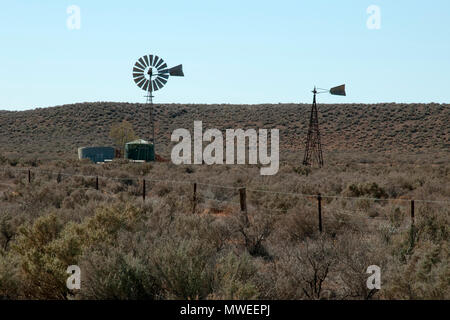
[410,199,416,247]
[28,169,31,184]
[192,182,197,214]
[142,179,146,201]
[239,188,249,226]
[318,193,323,233]
[95,176,99,190]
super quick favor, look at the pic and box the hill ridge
[0,102,448,160]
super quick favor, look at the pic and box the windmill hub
[145,67,154,79]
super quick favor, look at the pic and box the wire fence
[0,166,448,233]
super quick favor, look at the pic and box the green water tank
[125,139,155,162]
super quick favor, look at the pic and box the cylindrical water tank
[78,146,115,163]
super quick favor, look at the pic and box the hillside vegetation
[0,102,448,161]
[0,102,449,300]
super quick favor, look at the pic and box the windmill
[132,54,184,155]
[303,84,346,167]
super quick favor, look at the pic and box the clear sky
[0,0,449,110]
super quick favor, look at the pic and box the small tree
[109,120,137,156]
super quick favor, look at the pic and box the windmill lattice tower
[303,85,346,167]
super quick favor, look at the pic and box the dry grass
[0,152,448,300]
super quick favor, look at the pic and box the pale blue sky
[0,0,449,110]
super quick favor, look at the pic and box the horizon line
[1,100,449,112]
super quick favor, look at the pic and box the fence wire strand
[0,166,449,205]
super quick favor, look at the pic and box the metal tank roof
[126,139,151,145]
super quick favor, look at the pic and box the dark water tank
[125,139,155,162]
[78,146,115,163]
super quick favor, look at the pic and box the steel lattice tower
[303,87,324,167]
[145,84,155,153]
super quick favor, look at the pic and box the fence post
[142,179,146,201]
[192,182,197,214]
[95,176,99,190]
[410,199,416,247]
[318,193,323,233]
[28,169,31,184]
[239,188,249,226]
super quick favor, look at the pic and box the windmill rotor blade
[158,63,167,71]
[133,73,145,79]
[137,78,147,89]
[158,73,169,79]
[137,77,147,87]
[155,77,166,88]
[133,62,145,70]
[156,75,167,84]
[134,61,146,71]
[133,67,145,74]
[330,84,346,96]
[155,58,165,69]
[134,75,145,84]
[143,55,149,67]
[152,81,159,91]
[134,74,145,82]
[152,56,160,67]
[156,79,163,90]
[152,79,161,90]
[138,57,148,68]
[142,80,150,91]
[149,55,154,67]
